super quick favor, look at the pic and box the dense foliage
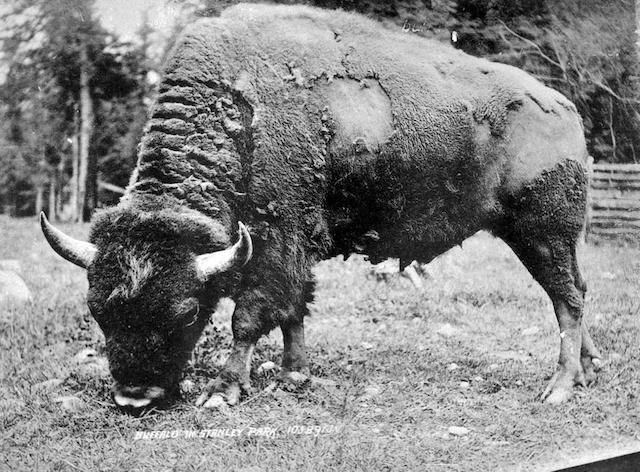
[0,0,637,217]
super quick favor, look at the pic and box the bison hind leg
[497,159,601,403]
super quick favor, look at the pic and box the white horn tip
[196,221,253,279]
[40,211,96,268]
[237,222,253,267]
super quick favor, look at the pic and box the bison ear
[40,212,97,269]
[196,222,253,279]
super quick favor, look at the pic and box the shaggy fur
[82,3,596,407]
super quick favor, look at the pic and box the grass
[1,214,639,471]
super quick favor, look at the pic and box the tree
[444,0,640,162]
[0,0,150,219]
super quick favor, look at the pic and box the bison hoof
[542,385,574,404]
[277,370,310,391]
[581,355,603,385]
[195,377,251,408]
[540,358,602,404]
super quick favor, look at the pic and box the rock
[521,326,540,336]
[33,378,64,392]
[488,363,500,372]
[203,394,228,410]
[446,363,459,371]
[459,381,470,390]
[361,342,375,350]
[448,426,470,436]
[436,323,460,338]
[54,395,85,412]
[74,348,98,364]
[72,349,109,379]
[75,358,109,379]
[0,270,31,306]
[473,376,483,382]
[257,361,279,375]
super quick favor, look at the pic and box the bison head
[40,209,252,414]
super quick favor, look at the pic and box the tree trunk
[34,184,44,216]
[637,0,639,62]
[56,158,64,218]
[70,115,79,222]
[84,135,98,221]
[35,144,47,217]
[48,176,56,220]
[609,96,616,161]
[78,45,94,222]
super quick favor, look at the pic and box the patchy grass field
[1,215,639,471]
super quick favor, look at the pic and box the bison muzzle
[41,3,601,413]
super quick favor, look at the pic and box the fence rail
[588,162,640,241]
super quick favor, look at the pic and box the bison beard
[41,3,601,413]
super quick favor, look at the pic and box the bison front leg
[196,293,267,408]
[196,340,255,407]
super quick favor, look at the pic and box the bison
[41,3,602,413]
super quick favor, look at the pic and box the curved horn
[40,212,97,269]
[196,222,253,279]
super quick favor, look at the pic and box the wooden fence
[587,162,640,241]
